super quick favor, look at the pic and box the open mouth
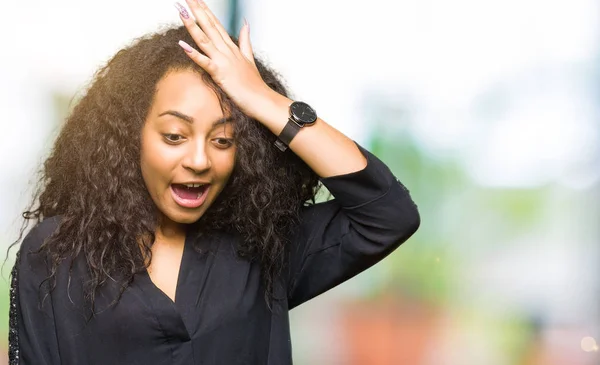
[170,184,210,209]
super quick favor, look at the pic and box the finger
[178,40,214,72]
[238,19,256,67]
[175,2,219,58]
[184,0,229,53]
[196,0,237,49]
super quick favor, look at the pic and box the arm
[174,1,368,179]
[171,2,419,307]
[287,144,420,309]
[9,221,62,365]
[9,256,20,365]
[249,91,368,178]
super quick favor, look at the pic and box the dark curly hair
[8,25,320,310]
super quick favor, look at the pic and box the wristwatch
[274,101,317,152]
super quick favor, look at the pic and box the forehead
[151,69,224,121]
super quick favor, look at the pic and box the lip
[170,184,210,209]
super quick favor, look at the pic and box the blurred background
[0,0,598,364]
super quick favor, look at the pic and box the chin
[171,212,204,224]
[159,206,204,225]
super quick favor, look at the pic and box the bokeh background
[1,0,598,364]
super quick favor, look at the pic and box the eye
[212,138,234,149]
[163,134,184,144]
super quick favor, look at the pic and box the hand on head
[174,0,272,119]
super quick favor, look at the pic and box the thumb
[238,19,256,67]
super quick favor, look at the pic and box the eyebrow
[158,110,234,128]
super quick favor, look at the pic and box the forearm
[251,89,367,178]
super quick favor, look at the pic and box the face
[140,69,236,232]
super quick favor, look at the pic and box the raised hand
[174,0,273,119]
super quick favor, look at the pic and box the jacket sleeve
[9,220,62,365]
[287,143,420,309]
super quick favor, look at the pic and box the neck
[157,215,187,241]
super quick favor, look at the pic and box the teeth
[184,183,204,188]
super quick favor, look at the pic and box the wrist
[247,89,292,135]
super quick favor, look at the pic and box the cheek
[140,136,175,188]
[213,149,237,182]
[224,148,237,176]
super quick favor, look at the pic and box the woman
[9,1,420,364]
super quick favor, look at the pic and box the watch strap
[275,118,302,152]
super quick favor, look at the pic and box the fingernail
[174,3,190,19]
[178,40,194,53]
[197,0,206,8]
[244,18,250,33]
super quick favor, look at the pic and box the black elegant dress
[9,145,420,365]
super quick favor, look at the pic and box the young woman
[9,1,420,364]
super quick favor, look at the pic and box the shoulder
[300,199,338,215]
[299,200,340,224]
[13,216,63,285]
[19,215,62,255]
[294,200,344,243]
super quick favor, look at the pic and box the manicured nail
[197,0,206,8]
[244,17,249,32]
[174,3,190,19]
[178,40,194,53]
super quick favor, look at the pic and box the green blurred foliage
[0,271,9,350]
[370,130,460,303]
[363,102,548,308]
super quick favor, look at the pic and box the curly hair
[9,25,320,310]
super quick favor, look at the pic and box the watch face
[290,101,317,126]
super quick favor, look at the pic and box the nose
[182,140,211,174]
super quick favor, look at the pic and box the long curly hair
[9,25,320,309]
